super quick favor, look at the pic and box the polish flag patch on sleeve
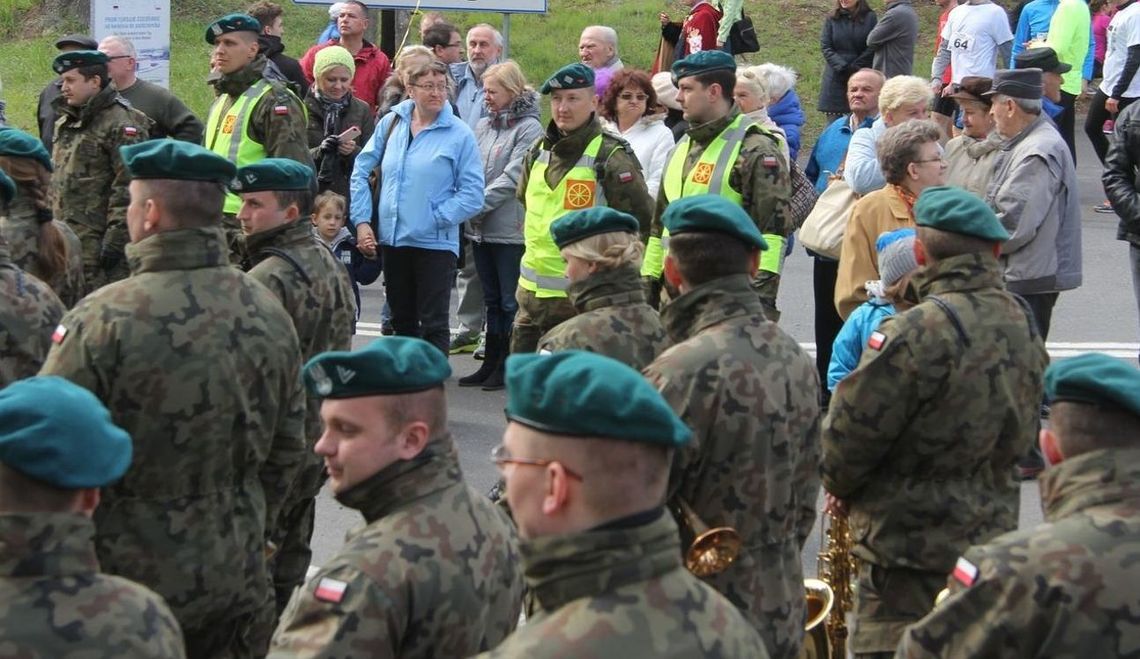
[313,577,348,603]
[273,105,289,115]
[618,171,634,183]
[952,556,979,587]
[762,155,779,168]
[867,331,887,351]
[123,126,138,137]
[51,324,68,344]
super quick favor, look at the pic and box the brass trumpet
[671,497,742,577]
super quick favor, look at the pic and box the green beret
[550,207,640,249]
[540,63,595,94]
[505,351,691,447]
[0,376,132,489]
[0,127,53,172]
[662,194,767,251]
[304,337,452,398]
[120,140,237,183]
[231,158,316,194]
[52,49,108,74]
[671,50,736,84]
[915,186,1010,242]
[0,170,15,205]
[1045,353,1140,418]
[206,13,262,44]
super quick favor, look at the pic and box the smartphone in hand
[338,125,362,141]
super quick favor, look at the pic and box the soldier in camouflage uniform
[270,338,524,657]
[532,206,669,370]
[205,13,313,265]
[643,195,821,659]
[0,376,184,657]
[0,170,66,388]
[49,50,149,293]
[512,62,654,354]
[0,127,85,307]
[477,350,767,658]
[896,352,1140,658]
[231,158,356,616]
[822,187,1048,658]
[641,51,792,321]
[40,140,307,659]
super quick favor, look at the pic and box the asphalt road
[309,129,1140,579]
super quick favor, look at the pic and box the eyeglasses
[619,92,649,102]
[914,156,947,164]
[412,83,449,94]
[447,42,462,48]
[490,443,584,481]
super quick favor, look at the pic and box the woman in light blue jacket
[349,59,485,354]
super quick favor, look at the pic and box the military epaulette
[114,96,135,110]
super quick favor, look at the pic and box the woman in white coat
[598,68,676,200]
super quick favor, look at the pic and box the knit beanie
[866,228,918,298]
[314,45,355,80]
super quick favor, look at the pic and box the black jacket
[818,9,878,113]
[1102,101,1140,247]
[259,34,309,99]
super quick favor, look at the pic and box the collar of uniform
[660,273,765,343]
[521,508,683,613]
[1039,448,1140,522]
[125,225,231,275]
[685,108,739,147]
[53,83,120,126]
[912,252,1004,299]
[245,220,316,267]
[216,54,270,97]
[567,264,646,313]
[543,115,601,153]
[0,512,100,578]
[335,434,464,523]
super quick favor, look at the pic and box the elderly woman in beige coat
[944,76,1001,199]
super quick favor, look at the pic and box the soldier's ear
[747,249,760,278]
[541,463,571,516]
[1039,427,1064,467]
[396,420,431,460]
[913,239,927,266]
[663,254,683,291]
[144,198,161,231]
[75,488,101,517]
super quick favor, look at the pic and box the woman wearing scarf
[304,45,374,198]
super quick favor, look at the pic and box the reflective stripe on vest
[520,134,605,298]
[207,80,272,215]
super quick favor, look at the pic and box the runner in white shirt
[1101,0,1140,100]
[931,0,1014,93]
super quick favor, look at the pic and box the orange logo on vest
[222,115,237,135]
[692,162,714,185]
[564,180,595,209]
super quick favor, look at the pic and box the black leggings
[1085,89,1140,164]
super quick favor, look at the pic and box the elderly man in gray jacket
[985,68,1082,340]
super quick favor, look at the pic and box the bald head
[579,26,618,68]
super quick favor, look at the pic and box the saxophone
[809,510,858,659]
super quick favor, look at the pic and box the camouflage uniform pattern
[39,225,307,654]
[0,513,185,658]
[896,448,1140,658]
[643,274,822,659]
[473,510,770,659]
[269,438,524,657]
[537,264,670,369]
[0,239,65,387]
[645,109,792,318]
[245,220,356,611]
[822,252,1048,654]
[50,84,149,291]
[1,195,85,307]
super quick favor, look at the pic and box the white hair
[751,63,797,101]
[99,34,136,59]
[467,23,504,49]
[994,94,1043,116]
[329,2,346,19]
[583,25,618,53]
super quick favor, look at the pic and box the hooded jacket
[468,90,543,245]
[766,88,805,161]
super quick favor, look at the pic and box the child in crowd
[828,228,920,391]
[311,191,381,330]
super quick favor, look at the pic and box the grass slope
[0,0,942,143]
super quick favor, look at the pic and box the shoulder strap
[1010,293,1041,341]
[261,247,312,286]
[927,294,971,349]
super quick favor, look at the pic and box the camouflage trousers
[222,214,247,267]
[510,286,576,354]
[851,562,944,657]
[751,271,781,323]
[183,611,257,659]
[272,460,327,614]
[70,222,128,294]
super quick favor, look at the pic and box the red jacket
[300,39,392,115]
[682,2,722,56]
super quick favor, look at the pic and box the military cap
[1015,47,1072,74]
[1045,353,1140,418]
[0,169,15,205]
[120,140,237,183]
[540,63,595,94]
[983,68,1043,100]
[505,351,691,447]
[205,13,262,45]
[52,49,108,74]
[671,50,737,84]
[304,337,452,398]
[0,376,132,489]
[662,194,768,251]
[0,127,53,172]
[54,34,97,51]
[550,207,640,249]
[949,76,993,106]
[230,158,316,194]
[915,186,1010,242]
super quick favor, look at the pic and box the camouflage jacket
[537,264,669,369]
[247,220,356,442]
[896,448,1140,658]
[822,253,1048,573]
[643,274,822,659]
[39,225,307,634]
[473,509,770,659]
[50,84,149,253]
[1,195,85,307]
[0,239,65,387]
[269,437,524,658]
[208,56,313,167]
[0,512,185,657]
[516,116,654,238]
